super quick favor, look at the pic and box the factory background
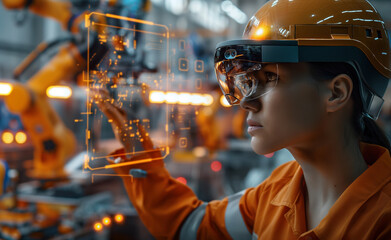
[0,0,390,239]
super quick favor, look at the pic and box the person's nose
[240,96,262,113]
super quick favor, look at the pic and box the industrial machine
[0,0,156,239]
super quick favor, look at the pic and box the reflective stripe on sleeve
[225,190,252,240]
[179,203,207,240]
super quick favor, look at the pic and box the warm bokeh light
[15,131,27,144]
[178,93,192,104]
[94,222,103,232]
[149,91,213,106]
[190,94,204,105]
[203,94,214,106]
[255,27,265,36]
[149,91,165,103]
[193,146,207,158]
[252,26,269,40]
[165,92,179,104]
[114,214,124,223]
[220,95,231,107]
[176,177,187,185]
[46,86,72,99]
[211,161,222,172]
[102,217,111,226]
[2,132,13,144]
[0,83,13,96]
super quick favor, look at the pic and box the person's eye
[265,72,279,82]
[243,79,254,93]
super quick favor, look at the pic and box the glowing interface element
[84,12,170,173]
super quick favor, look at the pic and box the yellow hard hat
[215,0,391,120]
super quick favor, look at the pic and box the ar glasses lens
[215,60,278,105]
[233,73,257,97]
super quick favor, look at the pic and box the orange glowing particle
[114,214,124,223]
[94,222,103,232]
[102,217,111,226]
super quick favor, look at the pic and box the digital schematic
[84,12,170,174]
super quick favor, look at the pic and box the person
[93,0,391,239]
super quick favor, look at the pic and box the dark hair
[309,62,391,153]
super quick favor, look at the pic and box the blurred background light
[165,92,179,104]
[149,91,166,103]
[203,94,214,106]
[46,86,72,99]
[0,83,13,96]
[2,131,13,144]
[149,91,213,106]
[114,214,124,223]
[220,95,231,108]
[15,131,27,144]
[211,160,222,172]
[221,0,248,24]
[102,217,111,226]
[176,176,187,185]
[93,222,103,232]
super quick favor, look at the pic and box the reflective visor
[215,60,278,105]
[214,40,294,105]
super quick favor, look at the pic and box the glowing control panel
[84,12,170,173]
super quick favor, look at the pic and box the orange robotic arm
[1,45,83,179]
[2,0,72,30]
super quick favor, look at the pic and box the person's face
[241,63,329,155]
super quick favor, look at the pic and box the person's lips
[247,119,263,127]
[247,119,263,135]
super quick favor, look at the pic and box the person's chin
[251,137,274,156]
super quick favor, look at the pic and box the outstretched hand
[90,87,160,171]
[90,87,133,153]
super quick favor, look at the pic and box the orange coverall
[114,142,391,240]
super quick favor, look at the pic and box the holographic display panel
[84,12,170,172]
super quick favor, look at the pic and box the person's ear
[325,74,353,113]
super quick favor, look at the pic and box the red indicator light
[176,177,187,185]
[211,161,222,172]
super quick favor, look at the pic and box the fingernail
[114,157,123,164]
[129,169,147,178]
